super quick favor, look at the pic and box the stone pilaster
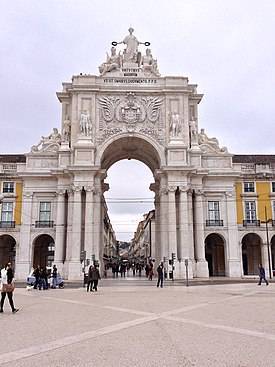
[225,191,242,277]
[16,192,33,279]
[168,186,177,257]
[194,190,209,277]
[54,189,66,273]
[159,187,168,261]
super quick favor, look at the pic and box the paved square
[0,281,275,366]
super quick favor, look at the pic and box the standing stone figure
[80,110,92,136]
[169,113,181,138]
[117,27,140,63]
[189,118,198,145]
[62,117,71,142]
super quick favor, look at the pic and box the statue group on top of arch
[98,28,160,77]
[198,128,228,153]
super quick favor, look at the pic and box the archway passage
[33,234,55,269]
[271,236,275,276]
[242,233,262,275]
[0,235,16,268]
[205,234,225,276]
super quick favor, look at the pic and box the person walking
[156,262,164,288]
[0,263,19,313]
[51,265,58,289]
[258,264,269,285]
[39,267,48,290]
[148,261,154,281]
[33,265,40,289]
[87,264,101,292]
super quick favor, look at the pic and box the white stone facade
[0,29,275,280]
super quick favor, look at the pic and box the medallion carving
[97,92,164,144]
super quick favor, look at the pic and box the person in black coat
[87,265,101,292]
[0,263,19,313]
[258,264,269,285]
[156,262,164,288]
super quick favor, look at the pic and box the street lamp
[261,206,272,279]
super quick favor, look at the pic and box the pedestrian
[33,265,40,289]
[156,262,164,288]
[0,263,19,313]
[39,267,47,290]
[87,264,101,292]
[258,264,269,286]
[148,261,154,281]
[51,265,58,289]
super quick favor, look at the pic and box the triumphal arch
[17,28,239,280]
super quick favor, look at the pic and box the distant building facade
[0,29,275,279]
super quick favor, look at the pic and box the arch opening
[33,234,55,269]
[242,233,262,275]
[205,234,225,276]
[0,235,16,268]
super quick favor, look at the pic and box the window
[273,201,275,219]
[208,201,220,221]
[244,182,255,193]
[244,201,256,221]
[2,182,14,193]
[272,182,275,193]
[39,202,51,222]
[1,202,13,222]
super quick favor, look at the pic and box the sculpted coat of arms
[97,92,164,141]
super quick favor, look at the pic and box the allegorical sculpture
[31,128,61,153]
[79,110,92,136]
[189,118,198,146]
[98,28,160,76]
[62,117,71,142]
[198,128,228,153]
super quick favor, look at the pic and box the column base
[227,259,242,277]
[173,260,194,279]
[15,261,31,280]
[195,260,209,278]
[66,261,82,280]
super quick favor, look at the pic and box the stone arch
[271,235,275,276]
[241,233,262,275]
[0,234,16,269]
[96,133,165,172]
[32,234,55,269]
[205,233,226,276]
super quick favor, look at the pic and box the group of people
[0,262,19,313]
[86,264,101,292]
[32,264,58,290]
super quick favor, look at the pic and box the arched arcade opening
[0,235,16,268]
[205,233,226,276]
[242,233,262,275]
[33,234,55,269]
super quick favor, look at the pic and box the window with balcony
[244,182,255,193]
[35,202,53,228]
[206,201,223,226]
[243,201,259,226]
[0,202,15,227]
[2,182,14,193]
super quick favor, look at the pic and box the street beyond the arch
[1,280,275,367]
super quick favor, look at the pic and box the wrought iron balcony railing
[35,220,54,228]
[0,221,15,228]
[206,219,224,227]
[243,219,260,227]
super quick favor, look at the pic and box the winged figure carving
[142,97,163,123]
[98,97,120,122]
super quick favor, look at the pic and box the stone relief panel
[96,92,164,145]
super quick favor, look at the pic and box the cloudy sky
[1,0,275,241]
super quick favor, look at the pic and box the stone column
[178,186,193,278]
[168,186,177,257]
[54,190,66,273]
[187,190,195,276]
[194,190,209,277]
[159,188,168,261]
[225,191,242,277]
[84,185,95,262]
[93,187,102,263]
[67,185,82,279]
[16,192,33,279]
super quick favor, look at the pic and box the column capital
[178,185,190,193]
[168,185,177,193]
[23,192,33,199]
[160,187,168,196]
[71,185,82,193]
[56,189,66,196]
[85,185,95,193]
[195,189,205,196]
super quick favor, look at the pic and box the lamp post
[263,206,272,279]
